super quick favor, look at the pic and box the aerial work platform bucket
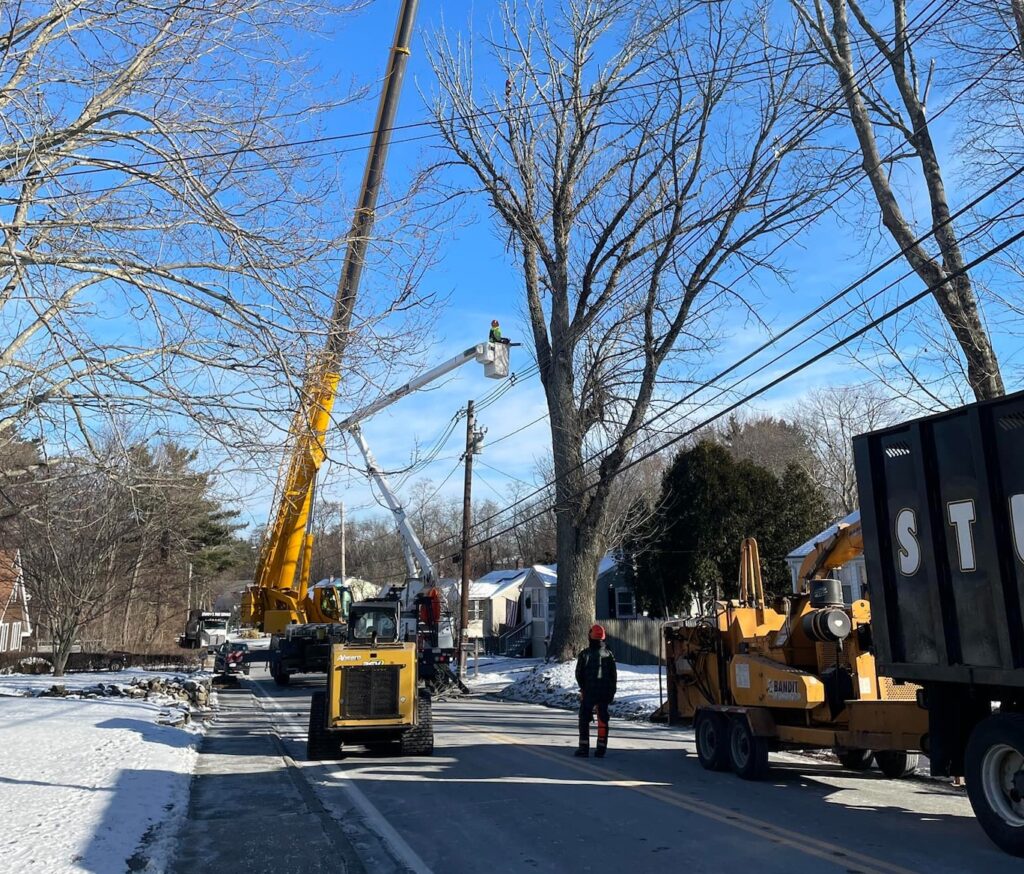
[483,342,510,379]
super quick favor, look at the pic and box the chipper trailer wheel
[695,710,731,772]
[965,712,1024,857]
[728,717,770,781]
[835,747,875,771]
[874,750,919,779]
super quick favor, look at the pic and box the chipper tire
[965,712,1024,857]
[307,690,338,761]
[728,717,770,780]
[874,750,919,779]
[398,690,434,757]
[695,710,730,772]
[835,747,875,771]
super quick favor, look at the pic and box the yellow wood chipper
[663,537,927,780]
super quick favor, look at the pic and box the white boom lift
[339,341,510,645]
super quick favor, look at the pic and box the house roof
[786,510,862,562]
[469,568,530,599]
[522,553,620,587]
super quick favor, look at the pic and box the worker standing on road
[575,624,617,758]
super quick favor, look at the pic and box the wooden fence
[601,618,664,666]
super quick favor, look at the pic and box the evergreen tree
[634,441,832,615]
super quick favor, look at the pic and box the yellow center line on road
[479,730,919,874]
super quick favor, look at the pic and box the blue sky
[227,0,1024,531]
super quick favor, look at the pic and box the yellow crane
[239,0,422,680]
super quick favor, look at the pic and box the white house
[520,554,631,657]
[785,510,868,605]
[442,568,529,643]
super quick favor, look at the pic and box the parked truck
[854,388,1024,855]
[178,610,230,651]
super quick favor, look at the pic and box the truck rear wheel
[694,710,730,772]
[307,691,337,761]
[270,659,290,686]
[874,750,919,779]
[835,747,874,771]
[728,717,769,780]
[398,691,434,757]
[966,713,1024,857]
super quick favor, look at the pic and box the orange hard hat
[491,319,499,326]
[589,624,606,640]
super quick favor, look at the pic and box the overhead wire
[400,0,974,548]
[409,73,1024,558]
[343,0,970,573]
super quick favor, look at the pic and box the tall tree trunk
[120,551,143,649]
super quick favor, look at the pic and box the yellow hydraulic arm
[797,510,863,592]
[243,0,421,633]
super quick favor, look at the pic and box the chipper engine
[306,598,434,759]
[664,537,927,780]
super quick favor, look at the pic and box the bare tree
[7,461,140,674]
[791,382,900,515]
[0,0,434,470]
[430,0,827,659]
[791,0,1005,402]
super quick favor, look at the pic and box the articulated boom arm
[337,343,507,431]
[797,510,863,591]
[350,425,436,587]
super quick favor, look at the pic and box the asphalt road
[243,667,1015,874]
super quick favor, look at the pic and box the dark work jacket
[575,641,617,703]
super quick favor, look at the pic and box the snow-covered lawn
[466,655,666,720]
[0,671,210,873]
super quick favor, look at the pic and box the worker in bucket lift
[488,319,511,345]
[575,624,617,758]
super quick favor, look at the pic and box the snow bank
[463,655,544,689]
[0,672,208,873]
[485,658,666,720]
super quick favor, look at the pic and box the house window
[10,621,20,651]
[468,599,486,622]
[0,623,8,652]
[615,588,636,618]
[547,589,557,617]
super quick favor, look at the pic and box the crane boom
[244,0,421,633]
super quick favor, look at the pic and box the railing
[497,620,532,656]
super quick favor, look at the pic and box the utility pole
[459,401,484,680]
[340,502,346,583]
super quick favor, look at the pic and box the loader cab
[348,602,400,645]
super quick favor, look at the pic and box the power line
[406,2,997,555]
[0,11,966,197]
[456,223,1024,554]
[413,155,1024,560]
[340,0,971,573]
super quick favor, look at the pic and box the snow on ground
[467,655,666,720]
[463,655,544,689]
[0,672,209,873]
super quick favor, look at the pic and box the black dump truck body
[854,388,1024,855]
[854,389,1024,688]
